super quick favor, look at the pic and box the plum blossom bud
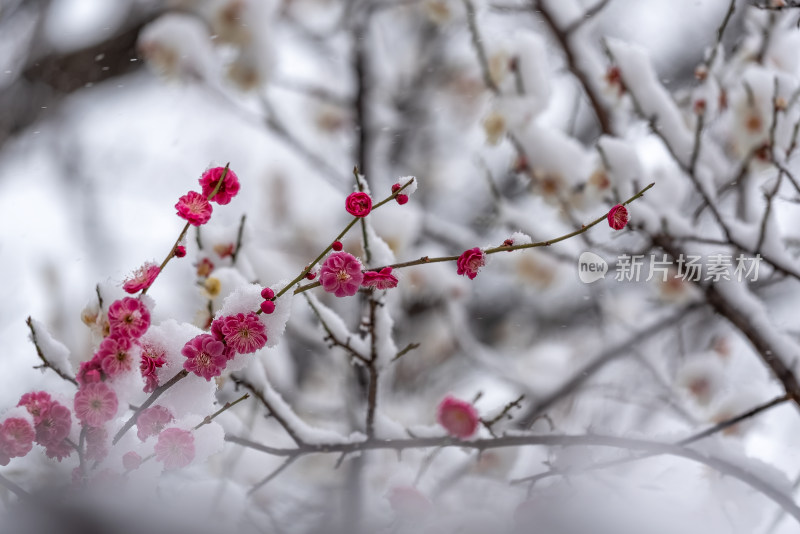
[260,300,276,314]
[437,396,479,438]
[693,99,707,116]
[345,192,372,217]
[123,451,143,471]
[607,204,629,230]
[260,287,275,300]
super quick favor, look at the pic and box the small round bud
[306,272,317,280]
[332,241,343,252]
[260,300,276,314]
[755,143,771,161]
[396,194,409,205]
[607,204,629,230]
[174,245,187,258]
[260,287,275,300]
[693,99,706,115]
[391,183,402,194]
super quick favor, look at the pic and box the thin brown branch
[481,394,525,436]
[293,182,654,295]
[365,297,379,438]
[563,0,614,34]
[26,317,78,386]
[704,0,737,71]
[248,456,298,495]
[512,393,790,488]
[225,432,800,523]
[392,342,421,362]
[112,370,189,445]
[462,0,500,94]
[677,393,790,445]
[516,302,701,426]
[304,294,368,363]
[231,374,305,446]
[534,0,613,134]
[0,473,30,500]
[194,394,250,430]
[231,214,247,265]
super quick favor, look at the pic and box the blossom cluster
[176,166,240,226]
[183,312,268,381]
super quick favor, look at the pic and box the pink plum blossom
[176,191,213,226]
[0,418,35,458]
[320,252,364,297]
[122,262,160,294]
[74,382,119,428]
[200,166,240,205]
[361,267,398,290]
[77,356,104,386]
[107,297,151,339]
[44,439,72,462]
[140,343,166,393]
[85,426,109,462]
[34,401,72,447]
[136,405,174,441]
[436,395,479,438]
[18,391,52,424]
[456,248,485,280]
[154,428,195,470]
[97,334,136,379]
[220,313,268,355]
[182,334,228,380]
[123,451,143,471]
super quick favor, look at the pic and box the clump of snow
[606,39,693,162]
[204,266,249,309]
[396,176,418,196]
[27,318,74,379]
[597,136,644,197]
[509,231,532,245]
[364,222,396,268]
[305,293,368,356]
[138,13,218,82]
[514,30,551,113]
